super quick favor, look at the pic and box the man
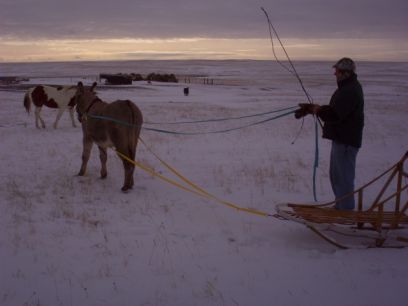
[295,58,364,210]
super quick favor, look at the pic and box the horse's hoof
[121,185,132,192]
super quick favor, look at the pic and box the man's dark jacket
[317,72,364,148]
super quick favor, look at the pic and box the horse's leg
[121,158,134,192]
[124,127,141,190]
[53,108,65,129]
[78,138,93,176]
[128,145,136,189]
[68,107,77,127]
[35,107,45,128]
[34,107,40,128]
[98,146,108,179]
[117,144,135,192]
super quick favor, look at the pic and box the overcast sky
[1,0,407,62]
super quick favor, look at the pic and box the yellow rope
[114,139,271,217]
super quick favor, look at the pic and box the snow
[0,60,407,306]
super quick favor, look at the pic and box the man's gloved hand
[294,103,320,119]
[294,107,308,119]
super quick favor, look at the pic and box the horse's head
[75,81,98,123]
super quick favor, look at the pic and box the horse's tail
[23,91,31,114]
[126,100,143,155]
[131,101,143,138]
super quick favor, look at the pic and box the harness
[77,98,101,123]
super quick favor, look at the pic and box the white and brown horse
[24,85,77,128]
[75,82,143,192]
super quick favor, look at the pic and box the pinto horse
[75,82,143,192]
[24,85,77,129]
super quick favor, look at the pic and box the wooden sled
[276,151,408,249]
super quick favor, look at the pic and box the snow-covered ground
[0,60,407,306]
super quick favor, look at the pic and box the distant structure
[99,72,178,85]
[146,73,178,83]
[99,74,132,85]
[0,76,29,85]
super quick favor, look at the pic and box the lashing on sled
[276,151,408,249]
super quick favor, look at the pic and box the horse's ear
[91,82,97,92]
[77,81,84,94]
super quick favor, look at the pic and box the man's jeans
[330,141,359,210]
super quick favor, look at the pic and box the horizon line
[1,58,407,65]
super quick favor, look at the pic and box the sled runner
[276,151,408,249]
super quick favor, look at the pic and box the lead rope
[261,7,320,201]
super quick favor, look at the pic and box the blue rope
[86,108,297,135]
[145,106,298,125]
[142,109,296,135]
[86,114,136,127]
[313,117,319,201]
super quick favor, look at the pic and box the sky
[1,0,407,62]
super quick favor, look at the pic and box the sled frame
[277,151,408,249]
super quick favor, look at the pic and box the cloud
[2,35,408,62]
[1,1,407,62]
[1,0,407,41]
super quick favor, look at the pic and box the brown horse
[75,82,143,192]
